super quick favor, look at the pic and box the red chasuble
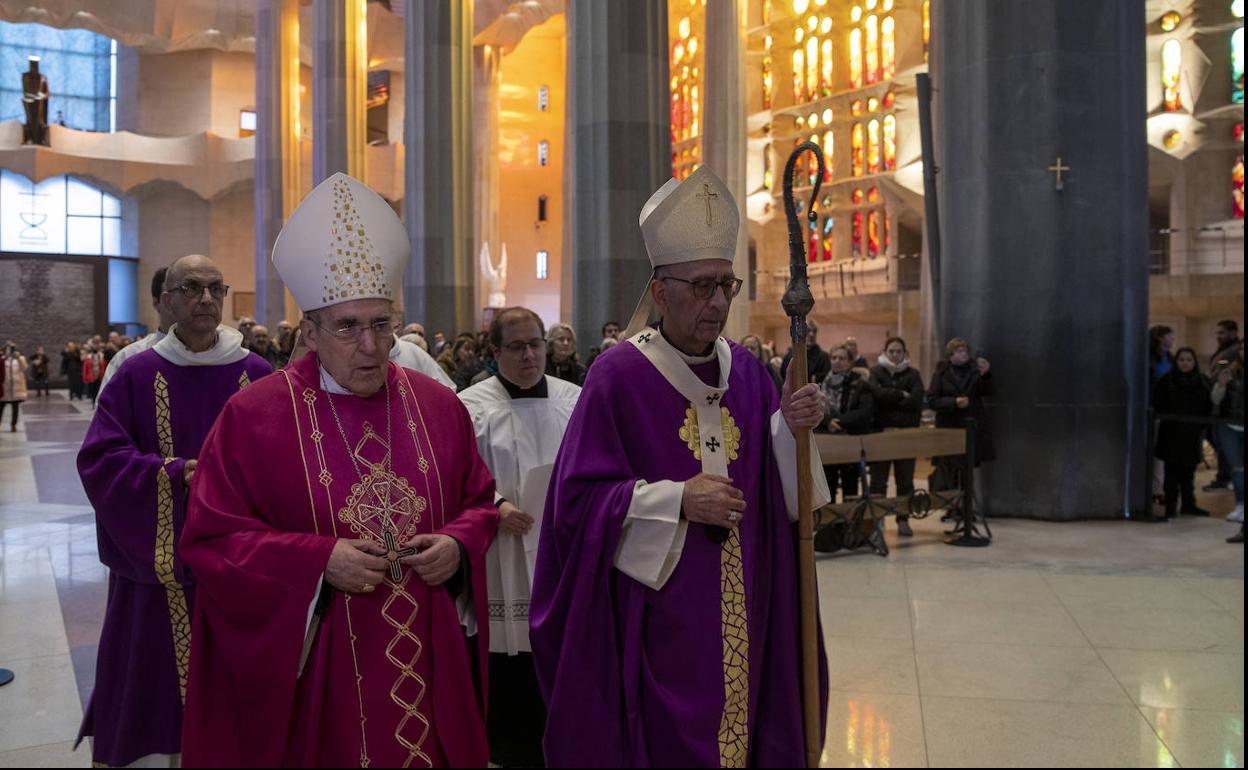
[179,353,498,768]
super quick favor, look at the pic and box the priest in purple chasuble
[458,307,582,767]
[76,254,273,768]
[530,166,832,767]
[179,172,499,768]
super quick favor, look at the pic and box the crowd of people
[1149,319,1244,541]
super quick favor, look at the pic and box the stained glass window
[821,38,834,96]
[851,211,863,257]
[882,114,897,170]
[1234,122,1244,218]
[822,130,835,182]
[922,0,930,61]
[1162,38,1182,112]
[669,8,704,177]
[763,143,774,190]
[793,48,806,102]
[882,16,896,80]
[849,28,863,88]
[852,123,865,177]
[806,36,819,99]
[865,14,880,84]
[822,213,834,261]
[867,118,881,173]
[1233,26,1244,104]
[867,210,880,256]
[809,133,821,185]
[1,171,123,255]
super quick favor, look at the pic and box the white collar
[627,328,732,406]
[318,365,354,395]
[154,324,248,367]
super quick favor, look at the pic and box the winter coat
[546,357,587,387]
[1153,369,1212,465]
[2,355,28,402]
[927,361,996,463]
[781,344,832,385]
[818,369,875,436]
[869,363,925,430]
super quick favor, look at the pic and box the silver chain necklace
[320,367,394,486]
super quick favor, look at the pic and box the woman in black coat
[815,344,875,552]
[60,341,83,400]
[869,336,925,537]
[1153,346,1212,517]
[927,337,996,463]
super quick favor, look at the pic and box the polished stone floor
[0,392,1242,767]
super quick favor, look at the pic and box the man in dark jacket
[1206,320,1243,492]
[869,336,925,536]
[781,318,832,385]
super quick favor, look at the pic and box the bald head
[162,254,226,340]
[165,254,221,290]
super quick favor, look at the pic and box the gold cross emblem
[1048,157,1070,191]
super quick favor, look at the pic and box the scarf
[876,353,911,375]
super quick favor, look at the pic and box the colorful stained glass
[793,48,806,102]
[1233,27,1244,104]
[867,185,881,202]
[851,211,863,256]
[822,215,834,260]
[883,114,897,170]
[851,99,863,116]
[850,28,863,87]
[852,123,865,177]
[852,188,864,204]
[883,89,895,108]
[922,0,930,61]
[867,210,880,256]
[867,118,881,173]
[821,38,834,96]
[1162,38,1182,111]
[763,142,773,190]
[806,36,819,100]
[823,130,834,181]
[809,133,820,185]
[882,16,896,80]
[1234,123,1244,218]
[866,14,879,83]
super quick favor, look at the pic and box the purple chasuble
[76,347,272,767]
[530,338,826,767]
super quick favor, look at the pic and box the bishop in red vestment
[179,172,499,767]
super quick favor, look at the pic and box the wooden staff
[782,140,824,769]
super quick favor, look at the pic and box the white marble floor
[0,392,1242,767]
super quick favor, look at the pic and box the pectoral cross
[382,527,418,582]
[697,183,718,225]
[706,392,721,406]
[1047,157,1070,191]
[705,437,721,453]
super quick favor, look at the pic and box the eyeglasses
[660,276,744,300]
[311,318,397,343]
[500,339,547,355]
[170,282,229,300]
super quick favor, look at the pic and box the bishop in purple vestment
[530,167,831,767]
[76,255,272,767]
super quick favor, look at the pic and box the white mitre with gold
[625,165,740,336]
[272,172,409,311]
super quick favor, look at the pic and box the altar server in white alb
[457,306,580,767]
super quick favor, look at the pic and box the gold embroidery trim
[300,385,371,765]
[679,405,742,462]
[153,372,192,703]
[239,371,251,389]
[679,401,750,765]
[717,526,750,768]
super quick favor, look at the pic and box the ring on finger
[361,584,376,593]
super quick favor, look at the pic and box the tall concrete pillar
[254,0,301,325]
[312,0,367,183]
[565,0,671,351]
[404,0,475,335]
[937,0,1149,519]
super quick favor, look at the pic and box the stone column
[254,0,301,326]
[937,0,1149,520]
[404,0,475,336]
[313,0,367,183]
[473,44,502,311]
[565,0,671,352]
[703,0,750,341]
